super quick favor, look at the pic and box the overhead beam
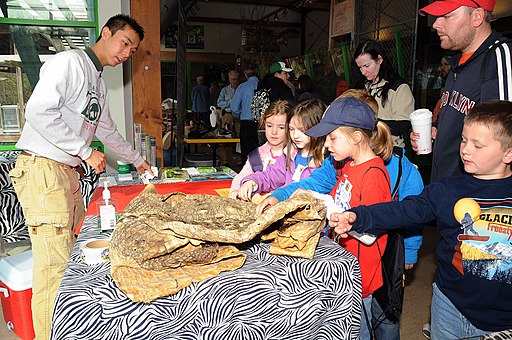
[201,0,329,11]
[187,16,302,28]
[161,51,235,63]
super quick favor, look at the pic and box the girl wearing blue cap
[256,95,395,340]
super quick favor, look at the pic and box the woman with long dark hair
[354,40,414,147]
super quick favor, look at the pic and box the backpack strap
[248,148,264,172]
[360,166,390,202]
[334,160,343,179]
[334,158,349,179]
[480,38,512,83]
[391,146,403,201]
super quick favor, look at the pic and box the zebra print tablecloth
[52,216,362,340]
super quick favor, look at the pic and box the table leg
[212,144,217,166]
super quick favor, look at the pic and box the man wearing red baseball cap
[420,0,495,16]
[412,0,511,181]
[413,1,512,339]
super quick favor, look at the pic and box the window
[0,0,97,140]
[1,105,20,132]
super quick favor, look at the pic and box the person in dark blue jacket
[413,0,512,183]
[258,61,296,104]
[331,101,512,339]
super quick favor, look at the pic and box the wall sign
[331,0,355,37]
[165,25,204,49]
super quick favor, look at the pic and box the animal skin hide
[110,184,326,302]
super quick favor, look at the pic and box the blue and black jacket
[432,30,512,182]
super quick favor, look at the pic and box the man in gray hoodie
[9,14,151,339]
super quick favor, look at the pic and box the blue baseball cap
[306,97,377,137]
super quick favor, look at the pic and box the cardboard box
[0,250,34,340]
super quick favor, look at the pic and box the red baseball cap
[420,0,495,16]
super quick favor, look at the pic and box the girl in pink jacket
[238,99,326,200]
[230,100,292,198]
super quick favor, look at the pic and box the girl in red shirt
[306,95,393,340]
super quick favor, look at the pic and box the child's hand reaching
[230,189,239,199]
[329,211,358,238]
[255,196,278,216]
[238,180,258,201]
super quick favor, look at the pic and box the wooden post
[16,64,25,131]
[130,0,163,166]
[176,0,187,167]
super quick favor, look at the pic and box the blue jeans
[360,295,373,340]
[372,297,400,339]
[431,283,489,339]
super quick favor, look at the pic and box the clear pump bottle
[97,182,117,231]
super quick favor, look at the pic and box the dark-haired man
[191,75,210,126]
[10,14,151,339]
[412,0,512,182]
[258,61,296,104]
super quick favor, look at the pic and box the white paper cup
[81,239,110,265]
[410,109,433,154]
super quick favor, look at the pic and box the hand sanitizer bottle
[97,182,117,231]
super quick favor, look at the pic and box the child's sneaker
[422,323,431,339]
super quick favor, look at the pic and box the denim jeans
[431,283,489,339]
[372,297,400,339]
[360,295,373,340]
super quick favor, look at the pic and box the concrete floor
[400,226,439,339]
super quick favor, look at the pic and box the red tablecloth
[76,180,232,234]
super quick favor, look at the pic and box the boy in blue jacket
[330,100,512,339]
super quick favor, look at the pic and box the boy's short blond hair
[465,100,512,150]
